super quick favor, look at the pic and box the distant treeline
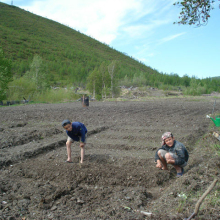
[3,54,220,103]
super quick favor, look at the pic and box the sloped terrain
[0,98,219,219]
[0,2,158,81]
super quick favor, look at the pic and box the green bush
[33,88,80,103]
[119,75,133,87]
[183,86,207,96]
[7,77,37,100]
[158,84,173,91]
[132,72,146,87]
[95,94,102,101]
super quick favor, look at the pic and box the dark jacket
[66,122,87,143]
[155,140,189,166]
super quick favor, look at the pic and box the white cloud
[122,18,171,39]
[157,32,186,45]
[16,0,175,44]
[19,0,150,44]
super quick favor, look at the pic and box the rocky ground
[0,96,220,219]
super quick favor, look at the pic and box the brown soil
[0,97,219,220]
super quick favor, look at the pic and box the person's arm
[79,126,86,143]
[174,144,187,165]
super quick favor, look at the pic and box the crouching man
[155,132,189,177]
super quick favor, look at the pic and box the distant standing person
[155,132,189,177]
[62,120,87,163]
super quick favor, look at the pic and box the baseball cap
[62,119,71,127]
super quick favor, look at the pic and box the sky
[1,0,220,79]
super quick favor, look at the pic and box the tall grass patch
[7,77,37,101]
[33,88,80,103]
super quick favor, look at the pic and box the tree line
[2,47,219,103]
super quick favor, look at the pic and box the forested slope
[0,2,158,86]
[1,2,219,101]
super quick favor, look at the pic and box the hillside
[0,2,159,86]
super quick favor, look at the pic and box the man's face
[64,124,72,131]
[164,137,174,147]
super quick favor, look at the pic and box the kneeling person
[62,120,87,164]
[155,132,189,177]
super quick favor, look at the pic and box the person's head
[161,132,174,147]
[62,119,72,131]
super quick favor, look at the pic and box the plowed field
[0,97,219,219]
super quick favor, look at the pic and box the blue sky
[1,0,220,78]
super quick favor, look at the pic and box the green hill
[0,2,158,86]
[1,2,220,102]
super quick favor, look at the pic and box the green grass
[31,88,81,103]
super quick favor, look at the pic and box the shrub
[33,88,80,103]
[7,77,37,101]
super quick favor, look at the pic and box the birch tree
[108,60,117,98]
[25,55,49,91]
[99,62,110,99]
[87,68,100,99]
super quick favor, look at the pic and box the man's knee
[158,149,167,159]
[158,150,162,157]
[165,153,173,160]
[66,141,72,147]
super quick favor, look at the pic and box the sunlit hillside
[0,2,159,86]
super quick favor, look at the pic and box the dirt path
[0,97,219,219]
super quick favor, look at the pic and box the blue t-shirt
[66,122,87,143]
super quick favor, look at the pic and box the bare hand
[166,158,175,164]
[80,142,85,148]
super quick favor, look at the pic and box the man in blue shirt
[155,132,189,177]
[62,120,87,164]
